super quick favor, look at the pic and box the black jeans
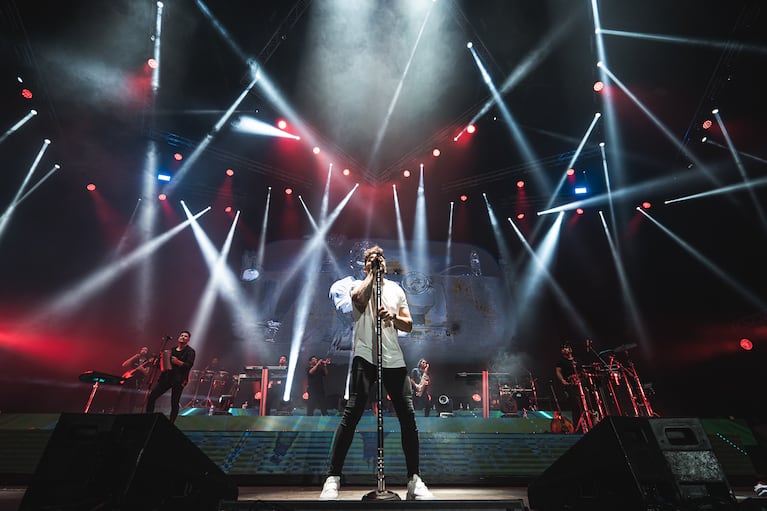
[145,374,184,423]
[327,356,420,478]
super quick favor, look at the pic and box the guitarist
[114,346,153,413]
[410,359,432,417]
[554,342,582,431]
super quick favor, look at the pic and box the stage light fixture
[285,188,293,195]
[21,88,33,99]
[466,124,476,134]
[226,169,235,177]
[173,152,183,161]
[466,42,473,49]
[516,180,525,189]
[566,168,575,176]
[432,148,441,157]
[460,194,468,202]
[277,119,288,130]
[312,147,321,155]
[702,119,712,130]
[593,81,604,92]
[225,206,232,213]
[86,183,96,191]
[517,213,525,220]
[158,193,167,201]
[342,168,350,176]
[574,186,588,194]
[740,338,753,351]
[711,108,719,115]
[642,201,652,209]
[403,169,411,178]
[576,208,584,215]
[147,58,158,69]
[157,173,172,182]
[242,268,260,282]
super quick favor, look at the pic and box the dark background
[0,0,765,419]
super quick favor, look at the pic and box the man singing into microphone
[145,331,195,423]
[320,246,433,501]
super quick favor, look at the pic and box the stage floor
[0,484,763,510]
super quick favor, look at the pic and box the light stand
[362,263,400,501]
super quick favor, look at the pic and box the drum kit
[184,369,231,408]
[559,341,655,433]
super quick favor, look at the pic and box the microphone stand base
[362,490,401,501]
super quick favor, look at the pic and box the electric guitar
[121,357,155,380]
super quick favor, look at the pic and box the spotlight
[576,208,584,215]
[285,188,293,195]
[701,136,707,143]
[566,168,575,176]
[277,119,288,130]
[460,194,468,202]
[342,168,350,176]
[147,58,158,69]
[466,42,473,49]
[593,81,604,93]
[226,168,235,176]
[21,88,33,99]
[436,395,453,417]
[740,338,753,351]
[599,142,605,147]
[574,186,588,195]
[432,148,441,157]
[517,213,525,220]
[225,206,232,213]
[403,169,411,178]
[641,201,651,209]
[516,180,525,189]
[86,183,96,192]
[312,147,321,155]
[173,152,183,161]
[157,173,172,182]
[711,108,719,115]
[158,193,167,201]
[702,119,712,130]
[242,267,261,282]
[466,124,476,134]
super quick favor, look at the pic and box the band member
[554,342,584,429]
[320,246,433,501]
[306,355,329,416]
[145,331,195,423]
[410,359,432,417]
[115,346,153,413]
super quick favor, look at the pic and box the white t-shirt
[351,278,408,368]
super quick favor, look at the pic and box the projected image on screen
[240,239,510,366]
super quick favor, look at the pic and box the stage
[0,411,763,509]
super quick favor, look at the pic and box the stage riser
[0,414,759,487]
[216,500,528,510]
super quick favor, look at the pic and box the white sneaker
[319,475,340,500]
[406,474,434,500]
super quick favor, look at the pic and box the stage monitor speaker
[20,413,238,511]
[527,416,736,511]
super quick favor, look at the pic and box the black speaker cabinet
[527,417,736,511]
[20,413,237,511]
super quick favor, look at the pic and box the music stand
[362,262,400,501]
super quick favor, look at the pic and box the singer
[145,330,195,423]
[320,246,433,501]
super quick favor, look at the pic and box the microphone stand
[363,262,400,501]
[143,335,171,409]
